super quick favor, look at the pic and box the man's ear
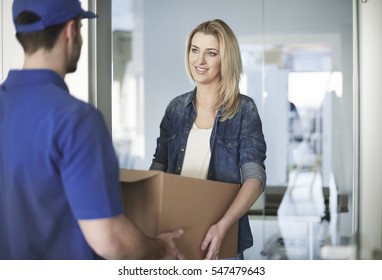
[63,20,77,42]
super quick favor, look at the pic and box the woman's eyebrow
[191,44,219,52]
[206,48,219,52]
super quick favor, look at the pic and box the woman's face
[188,32,221,86]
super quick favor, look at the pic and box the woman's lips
[195,66,208,74]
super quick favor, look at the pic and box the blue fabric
[0,70,123,259]
[12,0,96,33]
[150,88,267,254]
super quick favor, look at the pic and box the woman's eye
[209,52,217,57]
[191,48,198,53]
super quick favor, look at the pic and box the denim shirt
[150,88,267,254]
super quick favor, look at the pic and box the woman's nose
[196,53,205,64]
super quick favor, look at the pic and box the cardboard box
[120,169,240,260]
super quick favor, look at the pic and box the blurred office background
[1,0,381,260]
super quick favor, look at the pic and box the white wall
[1,0,23,82]
[0,0,90,102]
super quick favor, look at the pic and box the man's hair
[15,11,68,54]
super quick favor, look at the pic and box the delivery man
[0,0,184,260]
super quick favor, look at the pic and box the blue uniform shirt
[150,89,267,254]
[0,70,123,259]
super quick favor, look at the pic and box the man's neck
[23,49,66,78]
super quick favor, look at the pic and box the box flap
[120,169,161,183]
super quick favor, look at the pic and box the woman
[150,19,267,259]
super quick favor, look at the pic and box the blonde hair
[185,19,242,121]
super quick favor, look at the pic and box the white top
[181,123,212,179]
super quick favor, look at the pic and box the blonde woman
[151,19,266,260]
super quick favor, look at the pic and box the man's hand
[156,229,185,260]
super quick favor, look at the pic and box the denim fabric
[150,88,267,254]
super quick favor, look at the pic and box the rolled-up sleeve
[240,161,266,188]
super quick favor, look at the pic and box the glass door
[111,0,354,260]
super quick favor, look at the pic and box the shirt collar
[184,87,196,107]
[3,69,69,92]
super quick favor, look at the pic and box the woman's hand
[201,223,227,260]
[201,179,263,260]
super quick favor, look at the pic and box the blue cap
[13,0,97,33]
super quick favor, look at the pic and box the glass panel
[111,0,353,260]
[261,0,353,259]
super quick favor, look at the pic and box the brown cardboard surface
[120,169,240,260]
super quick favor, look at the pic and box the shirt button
[177,166,181,170]
[181,148,185,152]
